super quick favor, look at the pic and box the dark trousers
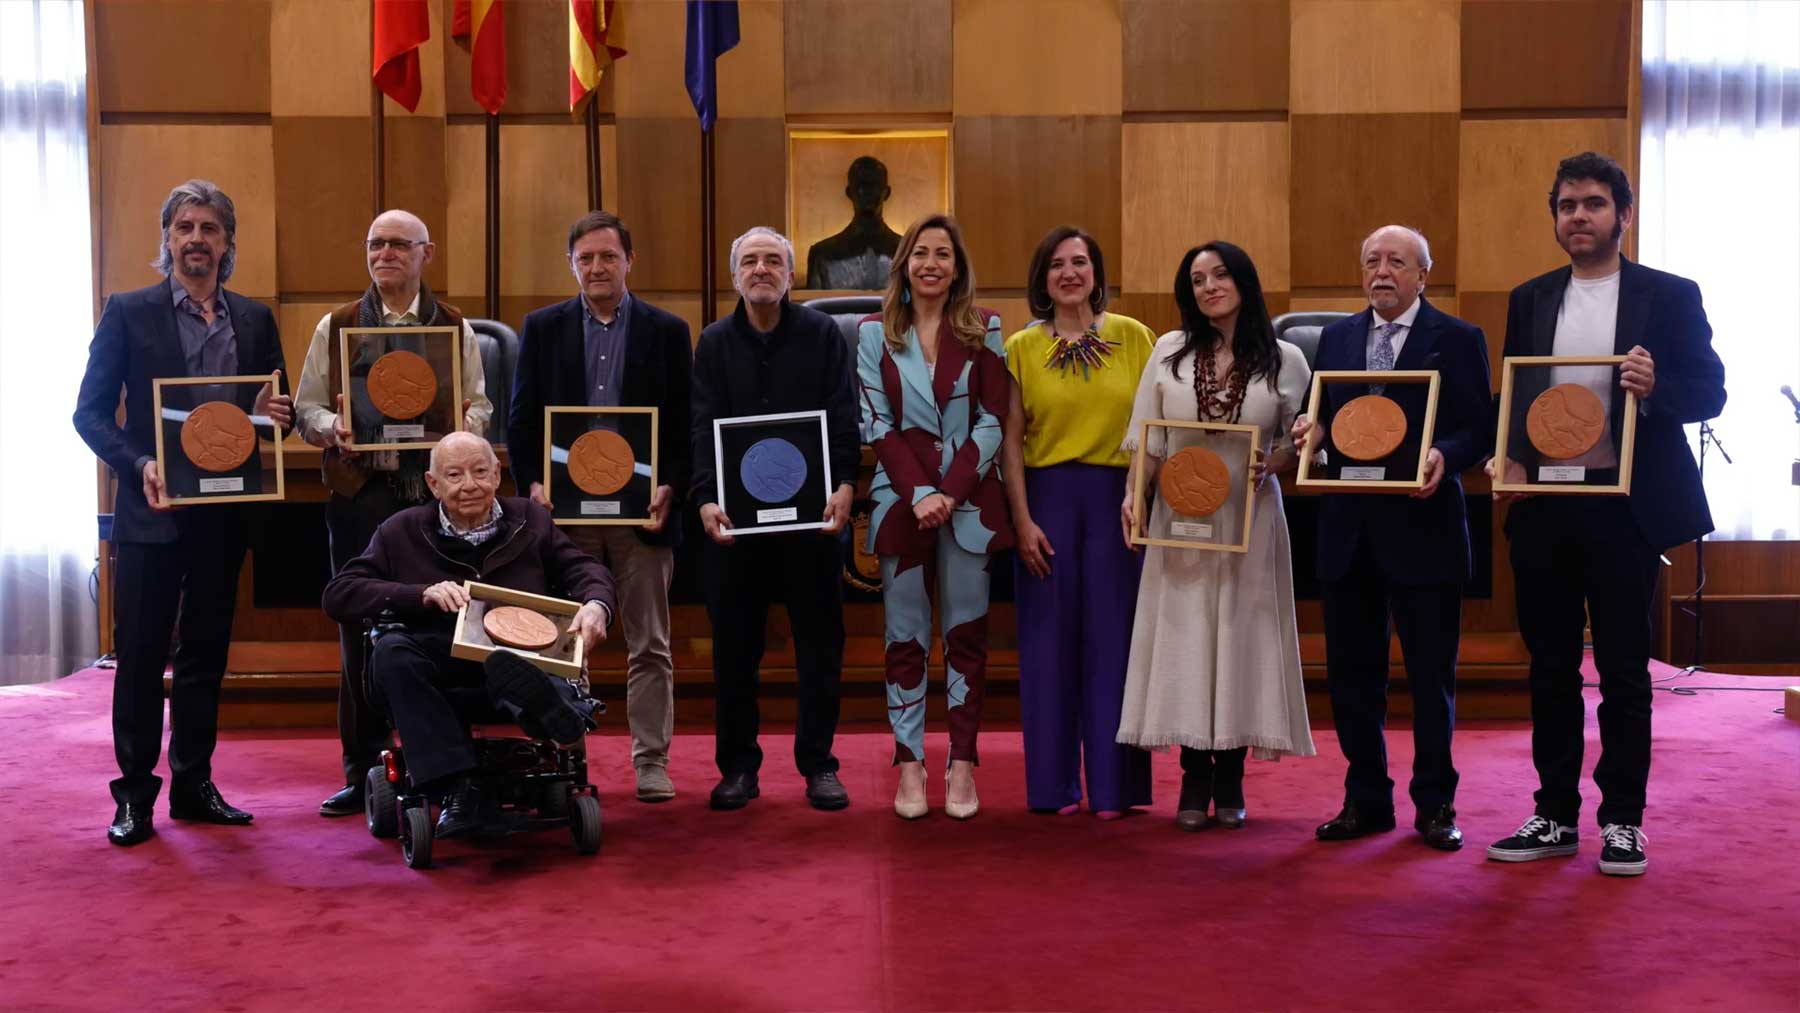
[109,513,248,806]
[704,531,846,778]
[327,479,424,785]
[1508,496,1660,828]
[1179,747,1248,808]
[1322,535,1462,812]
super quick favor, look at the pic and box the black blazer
[73,281,287,545]
[1313,298,1494,585]
[1502,258,1725,551]
[508,294,693,547]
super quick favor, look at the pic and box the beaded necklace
[1042,319,1118,380]
[1193,339,1249,424]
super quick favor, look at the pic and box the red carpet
[2,660,1796,1011]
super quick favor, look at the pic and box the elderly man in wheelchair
[322,432,616,861]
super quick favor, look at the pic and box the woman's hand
[1015,518,1055,578]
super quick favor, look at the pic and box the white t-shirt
[1549,270,1621,468]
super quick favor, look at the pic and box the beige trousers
[567,525,675,769]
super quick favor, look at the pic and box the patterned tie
[1369,321,1400,394]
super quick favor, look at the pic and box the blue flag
[685,1,740,132]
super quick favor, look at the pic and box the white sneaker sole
[1486,842,1580,862]
[1598,857,1647,876]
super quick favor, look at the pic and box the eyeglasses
[365,238,422,253]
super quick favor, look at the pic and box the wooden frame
[1493,355,1637,495]
[150,373,287,506]
[714,409,834,536]
[1296,370,1442,492]
[336,325,463,451]
[450,581,587,681]
[1130,419,1260,553]
[786,125,954,292]
[543,406,660,526]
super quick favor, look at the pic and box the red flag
[452,0,506,116]
[569,0,627,116]
[373,0,431,112]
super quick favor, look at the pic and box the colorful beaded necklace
[1043,320,1119,380]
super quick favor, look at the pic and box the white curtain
[0,0,99,684]
[1640,0,1800,540]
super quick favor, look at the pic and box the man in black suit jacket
[509,211,692,803]
[72,180,293,846]
[1485,153,1724,877]
[1295,226,1493,852]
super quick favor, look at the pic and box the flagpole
[371,83,385,217]
[485,112,501,317]
[700,126,717,327]
[585,101,602,209]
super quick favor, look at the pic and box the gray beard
[178,256,213,278]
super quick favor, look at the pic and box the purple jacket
[322,496,616,627]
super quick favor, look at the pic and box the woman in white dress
[1117,241,1315,832]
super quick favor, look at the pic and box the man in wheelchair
[322,432,616,839]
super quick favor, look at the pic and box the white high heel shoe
[944,767,979,821]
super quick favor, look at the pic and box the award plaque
[1295,370,1441,492]
[1129,420,1260,553]
[714,410,833,535]
[1493,355,1637,495]
[337,325,463,451]
[150,373,286,506]
[544,407,658,526]
[450,581,587,680]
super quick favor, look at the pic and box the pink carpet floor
[1,659,1795,1011]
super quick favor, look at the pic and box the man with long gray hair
[74,179,293,846]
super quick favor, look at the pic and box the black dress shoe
[709,772,760,811]
[485,651,590,746]
[434,784,480,838]
[1316,802,1397,841]
[805,771,850,811]
[1415,804,1464,851]
[169,781,253,825]
[319,784,364,818]
[107,802,155,847]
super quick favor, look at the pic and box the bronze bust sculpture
[805,156,903,290]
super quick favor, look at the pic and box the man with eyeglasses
[293,208,492,819]
[508,210,692,803]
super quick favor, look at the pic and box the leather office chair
[802,295,883,355]
[468,318,519,446]
[1272,311,1350,370]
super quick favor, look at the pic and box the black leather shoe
[805,771,850,811]
[1316,802,1397,841]
[485,651,589,746]
[319,784,364,818]
[1415,804,1464,851]
[107,802,155,847]
[709,772,760,811]
[434,785,479,838]
[169,781,253,825]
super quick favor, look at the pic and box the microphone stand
[1682,423,1732,675]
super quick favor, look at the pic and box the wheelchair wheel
[400,805,434,869]
[570,794,602,855]
[365,767,398,839]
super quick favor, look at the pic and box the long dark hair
[1164,241,1280,388]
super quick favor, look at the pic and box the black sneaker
[805,771,849,811]
[1485,815,1580,862]
[1598,823,1648,877]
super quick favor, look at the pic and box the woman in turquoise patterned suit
[856,213,1011,821]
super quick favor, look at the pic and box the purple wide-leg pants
[1016,462,1152,812]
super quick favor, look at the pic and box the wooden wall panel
[98,125,279,298]
[1290,113,1460,289]
[715,119,789,281]
[275,299,339,437]
[272,117,374,295]
[953,0,1122,117]
[95,0,271,113]
[1462,0,1631,110]
[1120,120,1291,295]
[785,0,953,116]
[1458,116,1629,291]
[718,0,787,119]
[611,0,693,119]
[1290,0,1460,114]
[614,118,702,292]
[1457,290,1510,379]
[272,0,366,117]
[383,117,450,295]
[1121,0,1289,114]
[953,116,1121,290]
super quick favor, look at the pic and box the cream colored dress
[1115,333,1315,759]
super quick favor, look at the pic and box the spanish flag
[372,0,431,113]
[452,0,506,115]
[570,0,627,117]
